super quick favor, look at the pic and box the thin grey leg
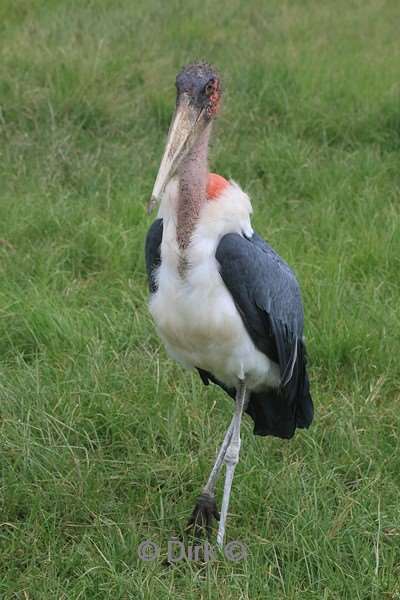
[203,416,235,496]
[187,417,235,538]
[216,380,248,548]
[188,385,249,539]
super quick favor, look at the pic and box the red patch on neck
[206,173,229,200]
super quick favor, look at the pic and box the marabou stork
[145,63,313,546]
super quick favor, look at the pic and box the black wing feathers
[145,218,163,293]
[215,232,313,439]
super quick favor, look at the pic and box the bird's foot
[186,492,220,540]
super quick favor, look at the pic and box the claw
[187,492,220,540]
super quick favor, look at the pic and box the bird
[145,62,313,547]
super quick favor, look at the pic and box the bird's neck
[176,125,211,250]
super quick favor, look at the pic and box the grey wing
[216,232,304,380]
[215,232,313,436]
[145,218,163,293]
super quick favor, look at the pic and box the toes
[187,493,220,539]
[187,508,205,538]
[186,512,201,532]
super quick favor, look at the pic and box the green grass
[1,0,400,597]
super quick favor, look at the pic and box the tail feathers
[246,382,313,439]
[249,339,313,438]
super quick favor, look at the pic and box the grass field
[1,0,400,597]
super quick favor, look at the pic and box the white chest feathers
[149,180,281,391]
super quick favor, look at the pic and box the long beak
[147,95,205,214]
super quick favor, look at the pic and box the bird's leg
[201,389,250,500]
[216,379,248,548]
[187,417,235,539]
[204,417,235,495]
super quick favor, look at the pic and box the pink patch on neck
[207,173,229,200]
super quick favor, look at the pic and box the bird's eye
[205,79,215,96]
